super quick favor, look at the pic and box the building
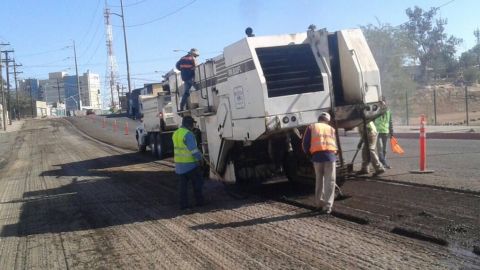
[40,72,67,105]
[64,71,101,111]
[79,70,101,110]
[64,75,80,111]
[19,78,41,100]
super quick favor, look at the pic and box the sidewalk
[343,125,480,140]
[66,115,139,151]
[395,125,480,140]
[0,120,25,134]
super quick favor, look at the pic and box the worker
[357,121,385,176]
[302,112,337,214]
[176,48,200,111]
[172,116,204,210]
[374,99,394,169]
[245,27,255,37]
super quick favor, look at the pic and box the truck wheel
[155,133,164,159]
[137,133,146,152]
[284,152,299,182]
[149,133,157,157]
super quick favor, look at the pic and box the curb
[394,132,480,140]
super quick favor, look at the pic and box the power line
[113,0,197,28]
[83,38,104,67]
[78,0,102,48]
[107,0,147,8]
[437,0,456,9]
[16,47,67,58]
[79,15,104,58]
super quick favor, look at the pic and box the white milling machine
[151,26,384,183]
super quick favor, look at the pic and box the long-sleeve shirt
[374,110,393,135]
[302,125,337,163]
[175,128,203,174]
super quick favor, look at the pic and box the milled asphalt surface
[3,118,478,269]
[69,115,480,192]
[66,115,480,259]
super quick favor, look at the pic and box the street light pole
[120,0,132,96]
[73,40,82,110]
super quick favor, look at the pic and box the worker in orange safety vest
[176,48,200,111]
[302,112,338,214]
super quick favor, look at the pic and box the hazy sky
[1,0,478,94]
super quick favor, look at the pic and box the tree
[361,23,416,110]
[459,44,480,69]
[402,6,462,83]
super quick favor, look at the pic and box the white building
[79,70,101,109]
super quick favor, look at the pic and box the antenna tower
[104,2,119,109]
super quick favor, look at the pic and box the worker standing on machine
[302,112,338,214]
[176,48,200,111]
[172,116,204,210]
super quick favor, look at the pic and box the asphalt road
[339,134,480,192]
[1,118,479,269]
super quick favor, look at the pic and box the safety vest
[358,121,377,135]
[172,127,197,163]
[309,123,337,154]
[374,110,391,133]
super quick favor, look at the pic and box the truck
[135,92,177,158]
[137,26,385,184]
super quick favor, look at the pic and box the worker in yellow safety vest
[172,116,204,210]
[357,121,385,176]
[374,99,394,169]
[302,112,337,214]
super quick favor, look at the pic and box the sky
[1,0,479,105]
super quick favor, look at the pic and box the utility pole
[29,83,34,117]
[116,83,120,110]
[10,60,22,119]
[405,91,409,125]
[1,50,14,125]
[120,0,132,96]
[73,40,82,110]
[465,86,469,126]
[433,88,437,125]
[0,43,9,130]
[55,78,62,103]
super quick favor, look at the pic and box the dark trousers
[377,133,389,166]
[178,167,204,209]
[180,79,195,110]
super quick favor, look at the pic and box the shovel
[347,141,362,174]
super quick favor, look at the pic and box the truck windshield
[256,44,324,98]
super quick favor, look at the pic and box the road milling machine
[136,26,385,184]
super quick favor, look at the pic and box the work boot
[321,207,332,214]
[356,169,369,175]
[373,168,386,176]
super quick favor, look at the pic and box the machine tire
[137,133,147,152]
[155,133,164,159]
[149,133,158,157]
[284,152,299,183]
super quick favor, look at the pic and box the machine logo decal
[233,86,246,109]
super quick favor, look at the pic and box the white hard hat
[189,48,200,56]
[319,112,331,122]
